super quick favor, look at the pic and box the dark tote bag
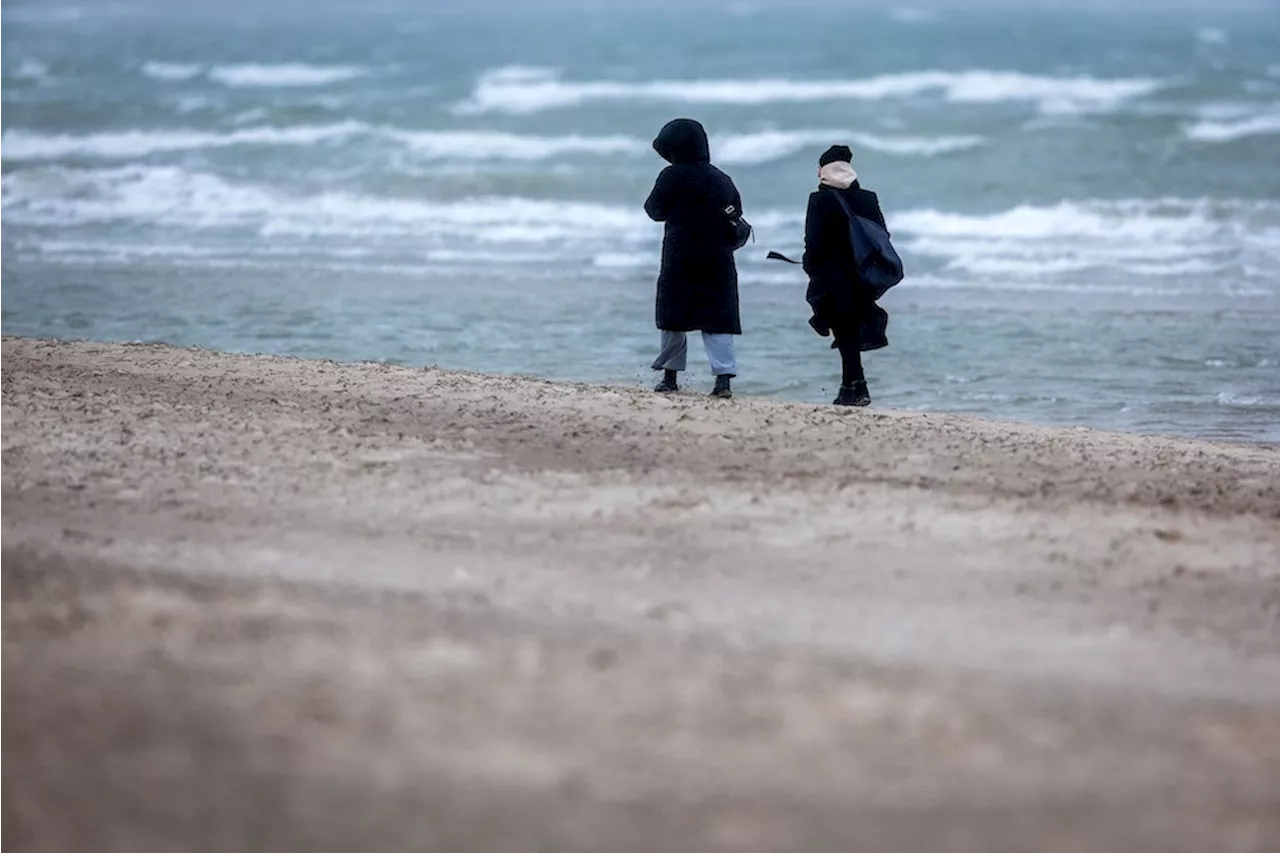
[831,192,904,300]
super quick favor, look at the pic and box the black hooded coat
[803,181,890,351]
[644,119,743,335]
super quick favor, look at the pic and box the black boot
[710,374,733,399]
[654,369,679,393]
[834,380,871,407]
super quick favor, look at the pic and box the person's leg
[839,338,864,386]
[651,330,687,392]
[834,331,871,406]
[701,333,737,376]
[701,332,737,398]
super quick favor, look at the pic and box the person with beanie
[803,144,891,407]
[644,118,744,399]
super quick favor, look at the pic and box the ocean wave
[142,61,204,82]
[592,252,650,268]
[1195,27,1229,45]
[895,273,1267,298]
[174,95,216,115]
[715,129,984,165]
[207,63,367,87]
[426,249,565,264]
[1,122,369,160]
[895,199,1280,282]
[386,129,645,160]
[1216,391,1278,408]
[0,123,982,165]
[15,238,416,265]
[0,165,649,244]
[0,125,646,162]
[1184,112,1280,143]
[890,8,938,24]
[2,6,83,23]
[457,66,1165,115]
[14,60,51,81]
[6,166,1275,286]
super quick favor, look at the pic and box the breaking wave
[715,129,984,165]
[142,61,204,82]
[457,66,1165,115]
[14,60,51,81]
[894,199,1280,283]
[1185,111,1280,143]
[1,123,370,160]
[0,165,648,245]
[2,124,977,164]
[207,63,368,87]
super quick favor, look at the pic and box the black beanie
[818,145,852,167]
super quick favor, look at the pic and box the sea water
[3,0,1278,442]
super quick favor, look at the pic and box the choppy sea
[4,0,1278,442]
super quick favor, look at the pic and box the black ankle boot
[834,380,870,407]
[654,369,679,393]
[710,374,733,399]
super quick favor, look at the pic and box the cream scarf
[818,161,858,189]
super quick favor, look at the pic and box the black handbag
[724,202,753,251]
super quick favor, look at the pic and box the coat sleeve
[644,168,673,222]
[802,192,824,278]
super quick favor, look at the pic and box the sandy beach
[3,336,1279,852]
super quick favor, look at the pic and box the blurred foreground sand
[4,337,1279,852]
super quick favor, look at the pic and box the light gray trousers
[651,330,737,376]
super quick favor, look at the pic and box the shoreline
[8,334,1280,449]
[5,336,1280,852]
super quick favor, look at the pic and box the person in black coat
[803,144,891,407]
[644,118,743,399]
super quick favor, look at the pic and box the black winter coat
[803,181,890,351]
[644,118,743,335]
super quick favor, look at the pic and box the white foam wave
[17,238,416,266]
[458,66,1164,115]
[173,95,215,115]
[0,122,984,166]
[143,61,203,82]
[890,8,937,23]
[1193,102,1260,121]
[1196,27,1229,45]
[715,129,984,165]
[427,249,564,265]
[895,199,1280,282]
[387,129,645,160]
[1,122,369,160]
[15,60,51,81]
[207,63,367,87]
[1216,391,1276,408]
[1184,112,1280,143]
[0,124,650,162]
[592,252,650,268]
[7,166,1275,287]
[0,165,649,245]
[896,273,1225,298]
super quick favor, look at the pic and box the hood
[653,118,710,165]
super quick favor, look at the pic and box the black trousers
[836,337,865,386]
[832,320,867,387]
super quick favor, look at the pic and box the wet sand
[4,336,1280,852]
